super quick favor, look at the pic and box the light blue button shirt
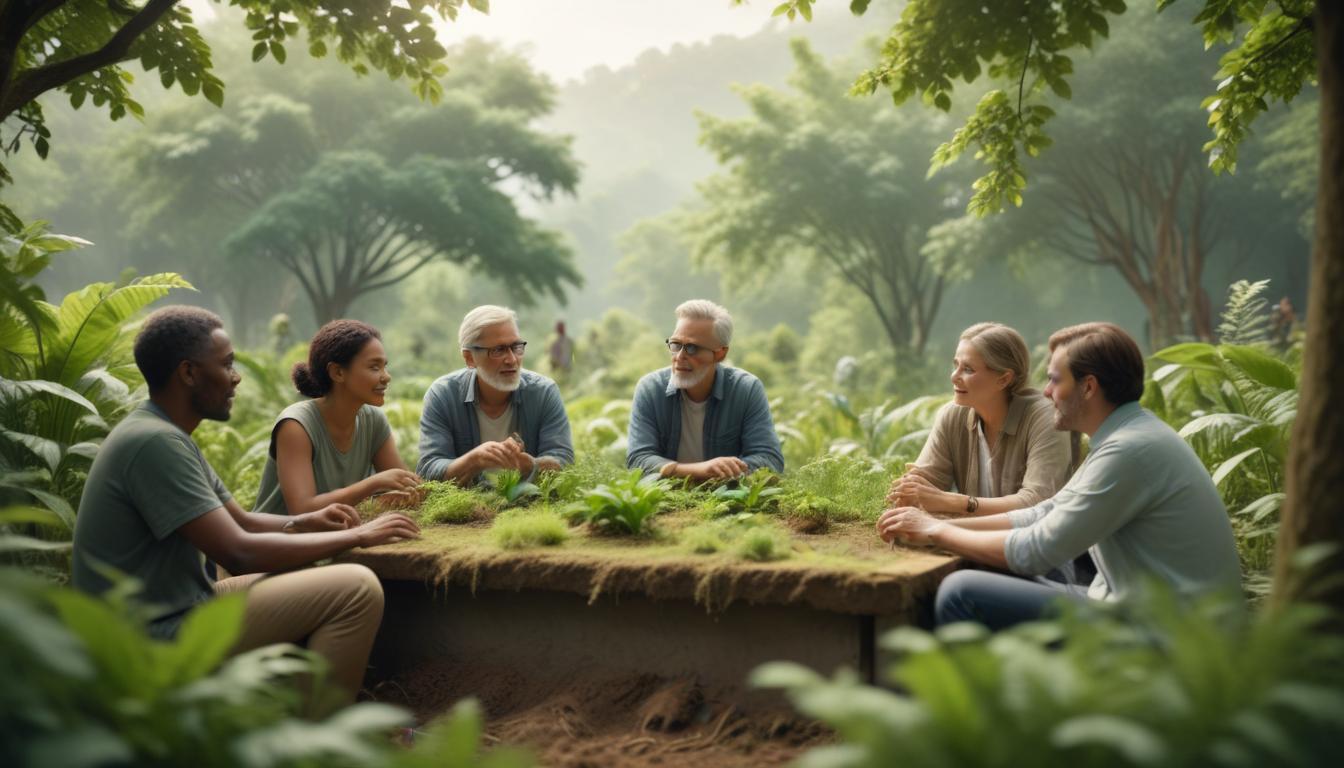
[626,365,784,475]
[417,368,574,481]
[1005,402,1242,601]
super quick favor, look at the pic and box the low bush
[754,588,1344,768]
[482,469,540,507]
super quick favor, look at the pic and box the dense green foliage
[0,565,527,768]
[755,588,1344,768]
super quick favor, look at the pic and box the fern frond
[1218,279,1273,346]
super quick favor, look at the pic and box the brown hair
[1047,322,1145,405]
[960,322,1031,396]
[292,319,382,398]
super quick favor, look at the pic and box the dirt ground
[369,660,831,767]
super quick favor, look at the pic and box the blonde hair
[960,322,1031,396]
[674,299,733,346]
[458,305,518,350]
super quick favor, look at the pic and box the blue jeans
[934,570,1089,631]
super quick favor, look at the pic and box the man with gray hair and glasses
[418,305,574,484]
[627,299,784,480]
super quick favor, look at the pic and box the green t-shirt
[72,401,232,637]
[251,399,392,515]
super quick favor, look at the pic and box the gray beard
[477,367,522,393]
[670,367,709,390]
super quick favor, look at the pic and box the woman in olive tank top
[253,320,421,516]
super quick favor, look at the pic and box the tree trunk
[1274,3,1344,622]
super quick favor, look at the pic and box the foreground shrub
[779,455,892,523]
[0,567,528,767]
[754,587,1344,768]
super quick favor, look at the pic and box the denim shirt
[1004,402,1242,602]
[626,365,784,475]
[417,368,574,481]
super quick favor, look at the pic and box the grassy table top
[339,506,960,616]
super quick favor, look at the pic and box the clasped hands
[877,465,946,546]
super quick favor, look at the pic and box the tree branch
[1,0,179,121]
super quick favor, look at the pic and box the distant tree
[758,0,1342,618]
[226,150,578,324]
[111,38,579,328]
[0,0,488,229]
[696,38,963,358]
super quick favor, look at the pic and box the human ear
[714,346,729,363]
[462,349,475,369]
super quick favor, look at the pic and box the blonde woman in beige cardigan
[888,322,1076,517]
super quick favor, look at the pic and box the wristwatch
[965,495,979,514]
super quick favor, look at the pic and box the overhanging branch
[1,0,179,121]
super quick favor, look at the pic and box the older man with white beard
[627,300,784,480]
[418,305,574,484]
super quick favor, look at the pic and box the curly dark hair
[134,306,225,392]
[292,319,382,398]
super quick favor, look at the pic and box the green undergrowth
[778,455,892,524]
[680,513,794,562]
[416,481,498,524]
[491,507,569,550]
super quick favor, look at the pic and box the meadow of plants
[5,221,1339,767]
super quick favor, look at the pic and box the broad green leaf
[1212,447,1261,487]
[1052,715,1168,765]
[41,273,194,387]
[0,592,91,678]
[1219,344,1296,390]
[751,660,826,688]
[1152,342,1221,371]
[162,593,246,683]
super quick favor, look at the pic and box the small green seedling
[565,469,669,535]
[710,469,784,515]
[483,468,540,507]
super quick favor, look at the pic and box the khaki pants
[213,563,384,703]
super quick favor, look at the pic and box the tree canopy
[696,38,966,357]
[0,0,490,228]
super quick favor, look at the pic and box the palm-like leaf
[38,273,194,388]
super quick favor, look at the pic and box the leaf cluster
[755,587,1344,768]
[482,468,540,507]
[564,470,670,536]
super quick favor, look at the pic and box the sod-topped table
[340,516,961,711]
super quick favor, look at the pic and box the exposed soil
[370,661,831,767]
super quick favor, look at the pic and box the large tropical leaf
[38,273,194,388]
[1151,342,1221,372]
[1219,344,1297,391]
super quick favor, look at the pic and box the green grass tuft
[491,509,569,549]
[734,526,792,562]
[417,481,493,525]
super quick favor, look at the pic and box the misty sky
[439,1,789,81]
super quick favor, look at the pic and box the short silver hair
[458,305,519,350]
[675,299,733,347]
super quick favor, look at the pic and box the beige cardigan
[911,390,1076,509]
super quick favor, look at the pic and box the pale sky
[440,1,775,81]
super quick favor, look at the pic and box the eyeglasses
[665,340,719,357]
[467,341,527,359]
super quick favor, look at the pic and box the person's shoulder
[634,367,672,392]
[276,398,318,423]
[723,365,766,391]
[427,368,472,395]
[932,399,974,430]
[521,369,558,390]
[357,402,392,426]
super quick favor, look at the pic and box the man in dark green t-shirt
[72,306,420,703]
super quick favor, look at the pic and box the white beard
[670,366,709,390]
[477,366,522,393]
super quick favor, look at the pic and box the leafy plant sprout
[565,470,671,535]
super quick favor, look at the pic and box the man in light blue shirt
[878,322,1242,629]
[418,305,574,484]
[627,299,784,480]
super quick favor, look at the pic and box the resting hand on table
[876,506,946,546]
